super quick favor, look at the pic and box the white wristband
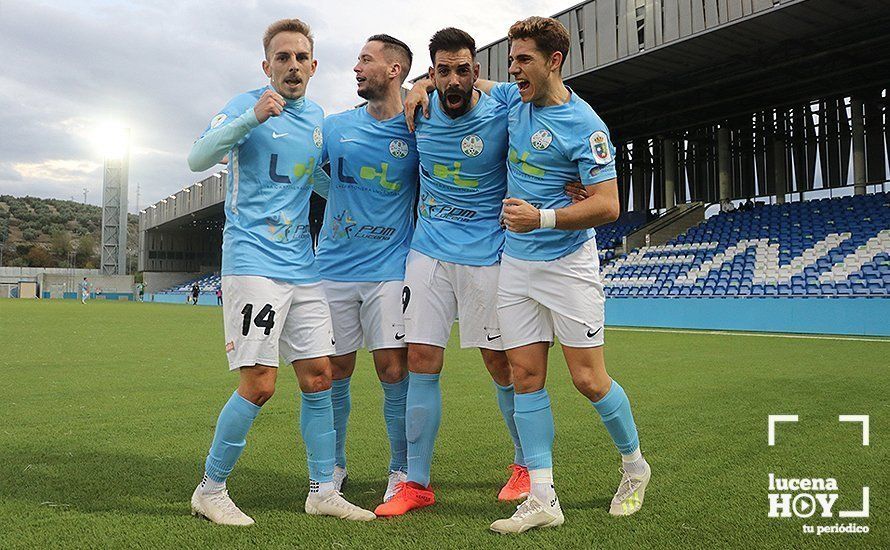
[539,208,557,229]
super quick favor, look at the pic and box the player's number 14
[241,303,275,336]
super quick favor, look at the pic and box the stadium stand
[595,218,644,264]
[602,193,889,298]
[162,273,221,294]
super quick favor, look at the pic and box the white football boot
[305,491,376,521]
[383,470,408,502]
[190,486,255,526]
[333,466,348,493]
[490,493,564,534]
[609,461,651,516]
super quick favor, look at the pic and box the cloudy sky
[0,0,571,211]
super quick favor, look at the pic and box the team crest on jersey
[389,139,409,159]
[460,134,484,157]
[531,129,552,150]
[210,113,227,129]
[313,126,323,148]
[590,131,612,163]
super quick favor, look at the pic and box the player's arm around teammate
[403,79,589,203]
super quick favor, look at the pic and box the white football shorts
[497,239,605,349]
[322,279,407,356]
[403,250,503,350]
[222,275,335,370]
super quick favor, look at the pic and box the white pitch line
[607,326,889,343]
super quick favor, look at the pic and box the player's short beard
[357,86,381,101]
[439,85,473,118]
[357,75,385,101]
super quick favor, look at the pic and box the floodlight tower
[100,128,130,275]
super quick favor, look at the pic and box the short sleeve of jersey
[489,82,521,109]
[571,108,617,185]
[198,93,254,141]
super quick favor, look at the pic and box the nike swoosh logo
[395,333,405,340]
[339,138,359,143]
[587,327,602,338]
[487,333,502,341]
[272,132,289,139]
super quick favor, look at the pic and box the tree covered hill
[0,195,138,268]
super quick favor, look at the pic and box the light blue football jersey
[315,106,419,282]
[490,83,617,261]
[411,90,509,266]
[194,86,325,284]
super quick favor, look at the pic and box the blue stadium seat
[599,192,889,298]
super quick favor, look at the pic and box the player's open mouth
[517,80,531,92]
[284,77,302,86]
[445,93,464,108]
[356,76,366,84]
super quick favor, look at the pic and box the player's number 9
[402,286,411,314]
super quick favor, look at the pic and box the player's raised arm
[187,90,285,172]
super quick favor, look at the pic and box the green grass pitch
[0,298,886,548]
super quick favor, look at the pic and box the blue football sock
[591,379,640,456]
[330,377,351,469]
[513,389,554,471]
[494,382,525,467]
[300,389,336,483]
[381,376,409,473]
[204,390,262,483]
[405,372,441,487]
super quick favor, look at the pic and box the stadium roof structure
[474,0,890,141]
[141,0,890,272]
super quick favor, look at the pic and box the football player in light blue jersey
[478,17,651,533]
[187,19,374,526]
[407,17,652,533]
[314,34,418,506]
[376,28,531,518]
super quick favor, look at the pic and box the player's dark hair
[428,27,476,64]
[367,34,413,82]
